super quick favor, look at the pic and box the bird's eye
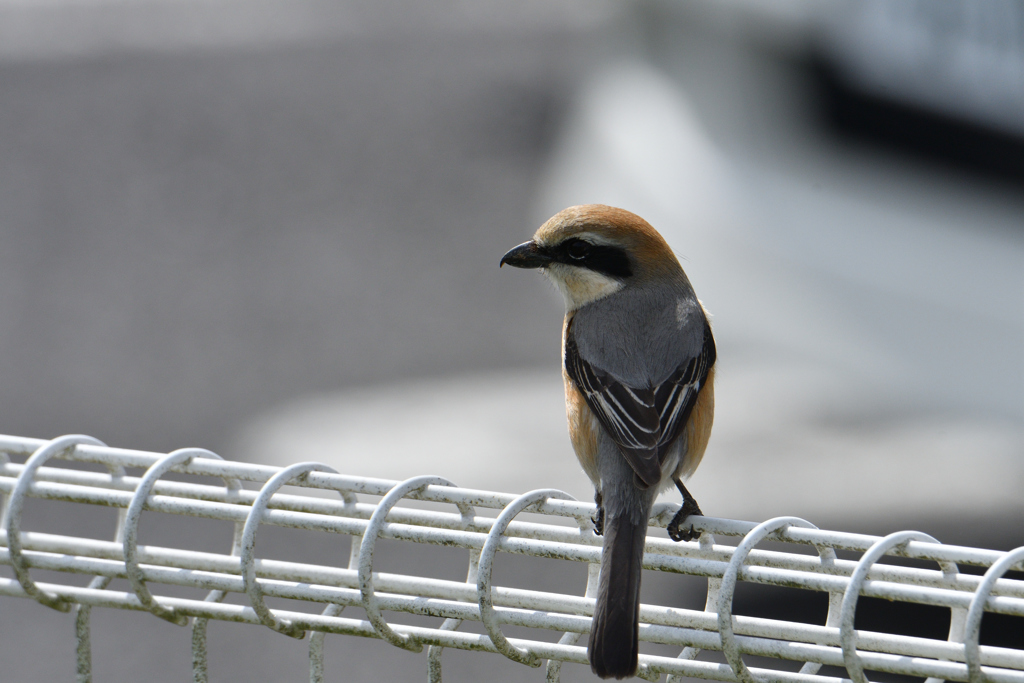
[566,240,591,260]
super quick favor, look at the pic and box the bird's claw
[667,495,703,543]
[667,519,699,542]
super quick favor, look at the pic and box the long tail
[588,508,649,679]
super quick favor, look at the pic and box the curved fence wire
[1,433,1023,683]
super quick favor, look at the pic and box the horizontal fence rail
[1,434,1023,683]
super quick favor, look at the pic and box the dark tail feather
[588,510,648,679]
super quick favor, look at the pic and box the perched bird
[501,205,716,679]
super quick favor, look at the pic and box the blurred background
[2,0,1023,680]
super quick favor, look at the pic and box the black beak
[500,241,552,269]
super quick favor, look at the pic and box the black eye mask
[552,238,633,279]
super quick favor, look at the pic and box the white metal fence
[1,433,1023,683]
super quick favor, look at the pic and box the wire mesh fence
[1,433,1023,683]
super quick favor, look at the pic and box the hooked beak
[500,241,553,269]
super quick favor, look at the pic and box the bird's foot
[667,508,701,542]
[668,480,703,542]
[592,491,604,536]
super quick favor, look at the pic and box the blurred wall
[0,1,611,454]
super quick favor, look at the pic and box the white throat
[545,263,623,310]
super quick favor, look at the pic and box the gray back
[571,280,705,388]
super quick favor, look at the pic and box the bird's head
[500,204,683,311]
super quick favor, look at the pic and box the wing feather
[564,318,716,489]
[654,324,716,454]
[564,331,660,485]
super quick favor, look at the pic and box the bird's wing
[565,319,717,489]
[653,321,716,456]
[564,327,662,488]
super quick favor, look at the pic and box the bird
[500,204,716,679]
